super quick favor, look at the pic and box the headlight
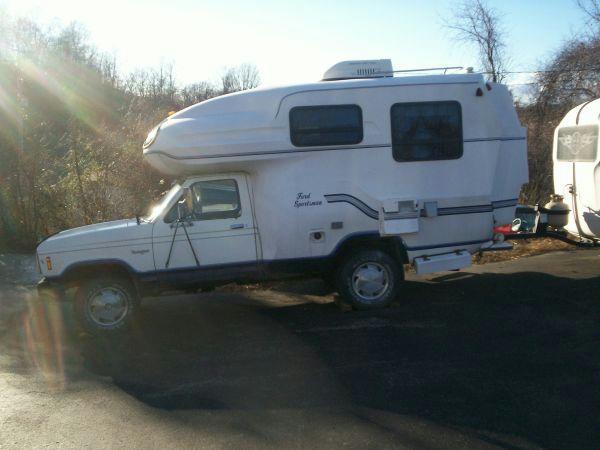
[143,124,161,149]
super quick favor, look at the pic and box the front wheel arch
[61,261,141,298]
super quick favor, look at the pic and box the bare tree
[446,0,508,82]
[519,35,600,203]
[577,0,600,24]
[181,81,216,106]
[220,63,261,94]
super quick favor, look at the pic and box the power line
[486,67,600,75]
[506,82,538,87]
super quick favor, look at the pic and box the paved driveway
[0,250,599,449]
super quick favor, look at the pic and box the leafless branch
[446,0,508,82]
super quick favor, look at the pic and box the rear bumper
[37,277,67,300]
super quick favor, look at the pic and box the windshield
[144,184,182,222]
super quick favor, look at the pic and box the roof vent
[322,59,393,81]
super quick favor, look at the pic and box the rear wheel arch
[332,234,408,266]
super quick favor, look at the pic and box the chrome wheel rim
[352,262,390,302]
[88,286,129,327]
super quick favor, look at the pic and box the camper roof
[557,99,600,128]
[170,72,486,121]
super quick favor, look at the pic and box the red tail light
[493,224,512,236]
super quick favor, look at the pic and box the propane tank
[543,194,570,229]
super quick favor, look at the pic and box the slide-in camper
[37,60,528,334]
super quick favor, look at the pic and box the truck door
[152,174,258,273]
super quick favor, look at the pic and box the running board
[413,250,472,275]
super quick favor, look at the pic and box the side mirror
[176,202,189,220]
[176,187,193,221]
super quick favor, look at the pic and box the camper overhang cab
[36,59,529,334]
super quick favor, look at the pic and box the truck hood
[37,219,153,254]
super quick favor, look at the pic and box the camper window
[289,105,363,147]
[556,125,598,162]
[391,101,462,162]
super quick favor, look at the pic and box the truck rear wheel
[75,276,138,335]
[336,249,402,309]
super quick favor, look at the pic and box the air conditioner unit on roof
[322,59,393,81]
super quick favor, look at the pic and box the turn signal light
[45,256,53,271]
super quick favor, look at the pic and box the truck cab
[37,173,262,332]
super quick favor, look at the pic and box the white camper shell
[553,99,600,240]
[37,60,528,334]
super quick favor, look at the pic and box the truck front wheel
[336,249,402,309]
[75,276,138,335]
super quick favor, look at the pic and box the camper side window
[556,125,598,162]
[289,105,363,147]
[390,101,463,162]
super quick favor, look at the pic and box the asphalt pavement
[0,250,599,449]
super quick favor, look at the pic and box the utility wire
[486,67,600,87]
[485,67,600,75]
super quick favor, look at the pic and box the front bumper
[37,277,67,301]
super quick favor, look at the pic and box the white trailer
[36,60,528,334]
[553,99,600,241]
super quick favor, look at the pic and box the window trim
[390,100,463,162]
[289,104,364,147]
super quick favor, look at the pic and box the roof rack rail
[387,66,472,75]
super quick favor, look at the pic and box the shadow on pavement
[1,270,599,449]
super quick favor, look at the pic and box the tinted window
[290,105,363,147]
[557,125,598,162]
[391,101,462,162]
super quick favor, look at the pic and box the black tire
[75,276,138,335]
[336,249,402,310]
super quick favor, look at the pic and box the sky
[0,0,589,89]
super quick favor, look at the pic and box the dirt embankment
[475,237,578,264]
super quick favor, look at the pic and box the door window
[190,179,241,220]
[164,179,241,222]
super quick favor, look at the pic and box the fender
[330,231,409,264]
[48,258,141,283]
